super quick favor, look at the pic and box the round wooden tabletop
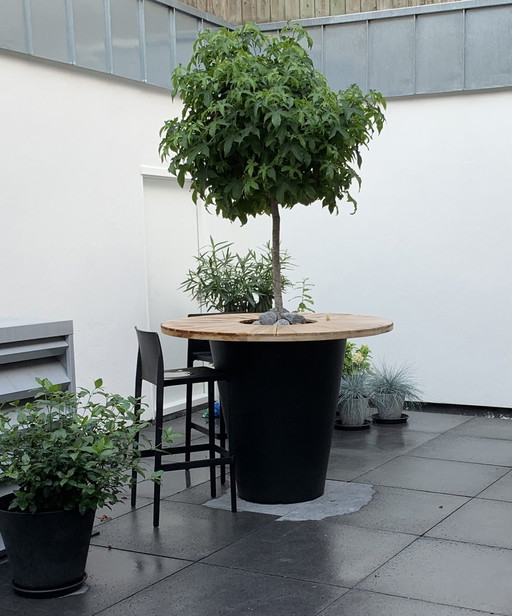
[161,313,393,343]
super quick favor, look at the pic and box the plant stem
[270,198,284,313]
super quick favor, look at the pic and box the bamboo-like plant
[159,22,385,315]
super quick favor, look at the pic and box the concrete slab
[0,545,186,616]
[359,537,512,615]
[321,588,500,616]
[357,455,509,496]
[335,485,468,535]
[204,519,415,587]
[97,562,349,616]
[449,416,512,440]
[426,498,512,548]
[477,470,512,502]
[408,433,512,466]
[90,499,275,560]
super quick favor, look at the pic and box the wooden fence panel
[180,0,463,23]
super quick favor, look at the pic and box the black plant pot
[211,338,345,504]
[0,494,95,598]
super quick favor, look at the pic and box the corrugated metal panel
[144,1,172,87]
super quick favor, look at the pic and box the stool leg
[130,429,140,507]
[208,381,217,499]
[185,382,193,462]
[219,404,226,485]
[153,389,164,528]
[230,459,237,513]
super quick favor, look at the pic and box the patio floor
[2,409,512,615]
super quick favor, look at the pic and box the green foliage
[181,237,314,313]
[291,278,315,313]
[343,342,372,375]
[0,379,158,514]
[159,22,386,225]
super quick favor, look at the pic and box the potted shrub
[158,22,386,503]
[369,363,422,423]
[336,372,371,430]
[0,378,154,598]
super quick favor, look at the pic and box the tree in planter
[159,22,385,317]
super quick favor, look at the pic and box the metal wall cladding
[465,5,512,90]
[368,17,415,96]
[415,11,464,94]
[110,0,141,81]
[3,0,512,96]
[0,0,26,54]
[324,22,368,92]
[72,0,108,72]
[144,1,172,87]
[31,0,69,63]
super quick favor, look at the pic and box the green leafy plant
[292,278,315,313]
[159,22,385,314]
[0,378,168,514]
[181,238,293,313]
[343,342,372,375]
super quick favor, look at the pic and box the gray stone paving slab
[477,470,512,502]
[359,537,512,615]
[334,485,468,535]
[204,519,415,587]
[331,426,439,453]
[408,433,512,466]
[320,588,502,616]
[400,411,472,433]
[90,499,275,560]
[0,545,186,616]
[327,448,399,481]
[97,562,349,616]
[448,416,512,440]
[426,498,512,548]
[357,455,509,496]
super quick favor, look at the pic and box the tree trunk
[270,199,284,314]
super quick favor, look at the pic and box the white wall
[2,51,511,408]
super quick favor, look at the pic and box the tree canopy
[159,22,385,225]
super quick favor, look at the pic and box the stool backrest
[135,327,164,388]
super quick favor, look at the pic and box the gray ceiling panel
[368,17,415,96]
[465,5,512,90]
[324,22,368,91]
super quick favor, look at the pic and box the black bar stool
[131,327,236,527]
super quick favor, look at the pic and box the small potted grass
[369,363,422,424]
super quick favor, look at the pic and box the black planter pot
[210,338,345,504]
[0,494,95,598]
